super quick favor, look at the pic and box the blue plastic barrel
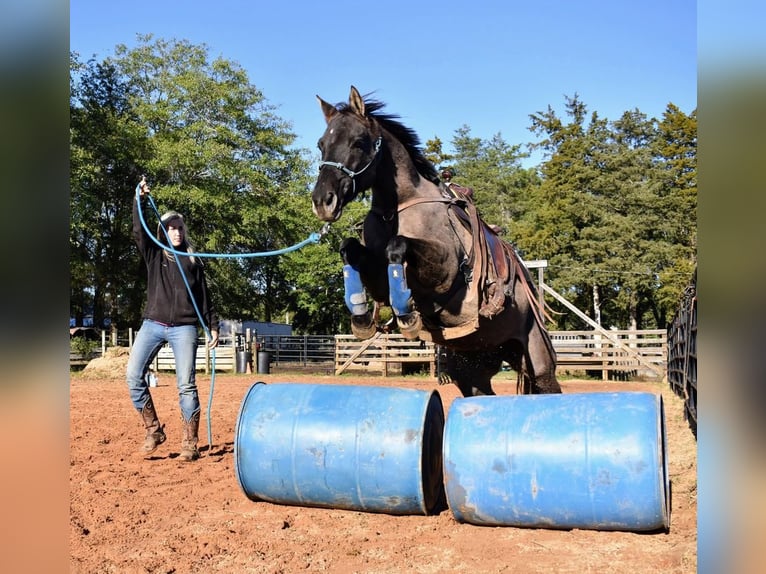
[234,382,445,515]
[443,392,669,531]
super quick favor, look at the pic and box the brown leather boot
[139,398,166,456]
[179,411,200,462]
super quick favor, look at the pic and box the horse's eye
[353,139,368,151]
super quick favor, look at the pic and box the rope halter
[318,136,382,201]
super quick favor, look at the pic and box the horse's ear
[317,96,337,124]
[349,85,365,117]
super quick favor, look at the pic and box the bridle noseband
[318,136,382,201]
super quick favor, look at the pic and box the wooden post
[231,335,236,374]
[245,328,252,374]
[429,343,436,378]
[522,258,548,318]
[596,332,607,381]
[382,336,388,377]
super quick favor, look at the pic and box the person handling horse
[126,177,219,461]
[441,167,504,235]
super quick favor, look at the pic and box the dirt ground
[70,357,697,573]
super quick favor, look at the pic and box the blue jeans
[126,319,200,421]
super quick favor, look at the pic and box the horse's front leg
[385,236,422,339]
[340,238,384,340]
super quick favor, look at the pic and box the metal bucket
[234,382,445,515]
[443,391,669,531]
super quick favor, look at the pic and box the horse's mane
[336,97,440,184]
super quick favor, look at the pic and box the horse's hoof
[350,315,377,340]
[397,313,422,339]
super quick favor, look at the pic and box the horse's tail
[509,251,558,366]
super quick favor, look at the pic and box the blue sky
[70,0,697,165]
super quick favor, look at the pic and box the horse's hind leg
[441,348,502,397]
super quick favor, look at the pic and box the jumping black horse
[311,86,561,396]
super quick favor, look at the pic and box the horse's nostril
[325,193,335,207]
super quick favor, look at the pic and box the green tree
[444,126,535,235]
[70,36,331,332]
[519,95,696,330]
[112,35,317,324]
[520,95,610,328]
[588,106,696,329]
[71,40,697,338]
[593,108,665,330]
[423,136,452,167]
[651,104,697,323]
[70,53,153,331]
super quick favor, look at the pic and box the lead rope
[135,180,330,455]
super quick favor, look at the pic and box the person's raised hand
[137,176,150,196]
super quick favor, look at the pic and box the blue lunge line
[135,188,326,258]
[134,181,328,455]
[138,185,219,452]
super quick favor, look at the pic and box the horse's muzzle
[311,193,339,221]
[311,180,349,222]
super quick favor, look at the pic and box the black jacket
[132,197,218,331]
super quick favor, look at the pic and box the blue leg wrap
[343,265,368,315]
[388,263,412,316]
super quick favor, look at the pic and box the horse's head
[311,86,383,222]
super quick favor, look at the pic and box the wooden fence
[154,344,237,373]
[151,334,338,374]
[334,330,666,379]
[73,329,667,381]
[550,329,667,380]
[69,330,238,373]
[335,334,437,376]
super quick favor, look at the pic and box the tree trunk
[593,283,605,381]
[592,283,601,326]
[629,291,638,331]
